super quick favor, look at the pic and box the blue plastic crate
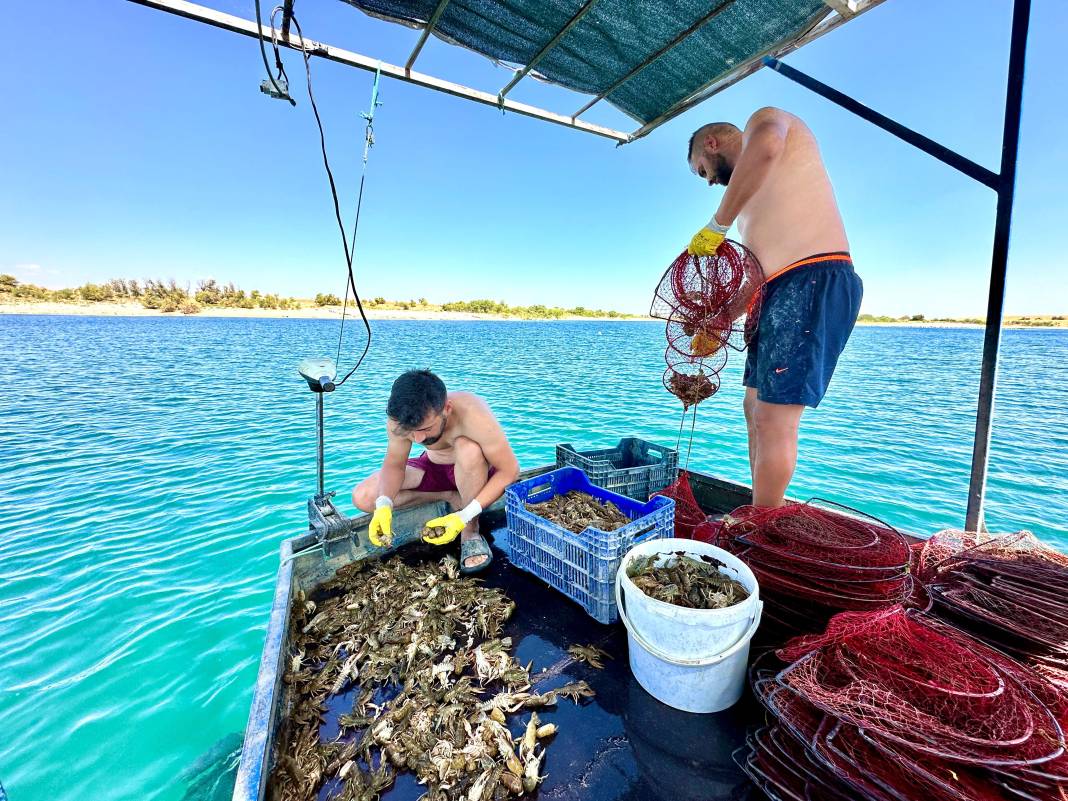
[505,467,675,624]
[555,437,678,500]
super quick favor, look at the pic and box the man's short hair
[387,369,447,430]
[686,122,740,162]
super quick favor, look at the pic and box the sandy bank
[0,300,649,322]
[1,301,1064,329]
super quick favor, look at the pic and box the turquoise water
[0,315,1065,800]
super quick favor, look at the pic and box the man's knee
[743,390,757,424]
[352,476,378,513]
[751,401,802,441]
[453,436,488,469]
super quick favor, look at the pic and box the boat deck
[241,469,765,801]
[348,537,757,801]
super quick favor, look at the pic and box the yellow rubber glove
[423,513,465,545]
[369,497,393,547]
[423,500,482,546]
[687,217,731,257]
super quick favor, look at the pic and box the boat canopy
[337,0,882,139]
[130,0,885,142]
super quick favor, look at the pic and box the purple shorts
[406,451,497,493]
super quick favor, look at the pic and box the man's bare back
[736,109,849,277]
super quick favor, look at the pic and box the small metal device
[260,75,291,100]
[298,357,336,393]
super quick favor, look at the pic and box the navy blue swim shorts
[743,252,863,408]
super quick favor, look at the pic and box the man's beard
[422,415,447,446]
[714,154,733,185]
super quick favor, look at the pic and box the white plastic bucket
[618,539,760,659]
[615,538,762,713]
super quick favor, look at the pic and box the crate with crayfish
[505,467,675,624]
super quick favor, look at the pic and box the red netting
[742,608,1068,801]
[650,470,705,539]
[748,656,1012,801]
[716,500,912,636]
[917,529,1068,704]
[775,607,1066,767]
[692,517,723,545]
[650,241,763,408]
[662,348,723,409]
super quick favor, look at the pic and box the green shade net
[339,0,829,124]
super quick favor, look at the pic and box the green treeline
[437,299,633,319]
[0,274,300,314]
[1,276,634,319]
[858,313,986,324]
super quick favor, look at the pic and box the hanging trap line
[256,2,378,389]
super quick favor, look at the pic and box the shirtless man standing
[686,107,863,508]
[352,369,520,573]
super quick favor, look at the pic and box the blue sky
[2,0,1065,317]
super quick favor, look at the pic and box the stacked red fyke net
[648,242,764,537]
[714,500,914,637]
[742,606,1068,801]
[916,529,1068,696]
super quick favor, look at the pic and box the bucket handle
[615,569,763,667]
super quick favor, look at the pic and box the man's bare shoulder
[746,106,801,132]
[449,391,503,442]
[449,391,497,424]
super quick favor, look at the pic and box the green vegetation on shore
[857,312,1066,328]
[0,274,300,314]
[360,297,635,318]
[0,276,636,319]
[436,298,633,319]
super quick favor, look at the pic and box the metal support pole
[280,0,294,39]
[405,0,452,71]
[965,0,1031,531]
[497,0,600,103]
[125,0,630,142]
[316,391,325,497]
[763,57,998,189]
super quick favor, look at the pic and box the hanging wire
[334,69,381,373]
[289,14,375,388]
[684,404,698,470]
[268,6,295,93]
[675,406,688,451]
[254,0,294,104]
[673,398,700,470]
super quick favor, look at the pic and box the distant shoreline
[1,301,1065,329]
[0,300,645,322]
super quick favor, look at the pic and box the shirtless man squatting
[686,107,863,508]
[352,369,521,574]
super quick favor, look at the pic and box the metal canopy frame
[126,0,887,142]
[496,0,600,104]
[404,0,450,70]
[126,0,632,142]
[570,0,734,119]
[126,0,1032,533]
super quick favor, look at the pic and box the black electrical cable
[269,6,293,91]
[290,15,372,388]
[254,0,295,105]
